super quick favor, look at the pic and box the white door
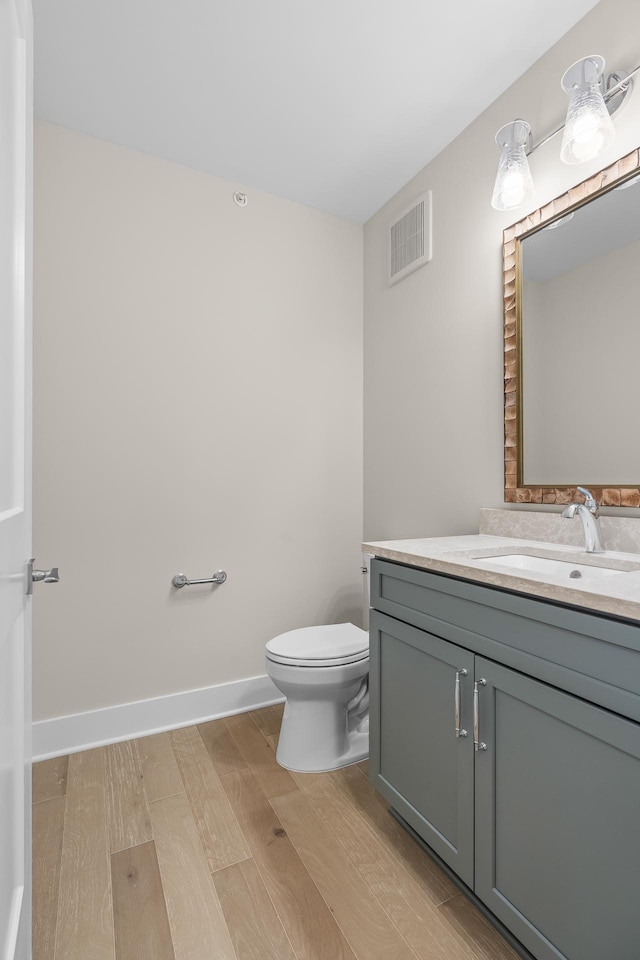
[0,2,32,959]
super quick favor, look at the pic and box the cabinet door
[370,610,475,885]
[474,658,640,960]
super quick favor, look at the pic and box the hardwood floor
[33,704,520,960]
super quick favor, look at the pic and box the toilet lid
[266,622,369,666]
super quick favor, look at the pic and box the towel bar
[172,570,227,588]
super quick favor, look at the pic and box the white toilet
[265,557,371,773]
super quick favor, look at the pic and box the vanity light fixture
[560,56,615,164]
[492,56,638,211]
[491,120,535,211]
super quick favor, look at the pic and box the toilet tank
[362,553,373,631]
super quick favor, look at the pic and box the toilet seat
[266,650,369,667]
[266,622,368,668]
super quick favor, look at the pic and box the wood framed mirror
[503,146,640,506]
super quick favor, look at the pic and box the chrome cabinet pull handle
[474,679,487,752]
[455,668,468,738]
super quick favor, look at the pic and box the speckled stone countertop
[362,525,640,623]
[478,507,640,555]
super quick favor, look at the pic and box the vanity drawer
[371,558,640,721]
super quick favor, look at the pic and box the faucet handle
[576,486,598,514]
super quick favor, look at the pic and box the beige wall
[363,0,640,540]
[33,122,363,722]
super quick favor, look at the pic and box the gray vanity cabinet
[369,558,640,960]
[474,657,640,960]
[369,610,475,885]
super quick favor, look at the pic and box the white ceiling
[33,0,599,222]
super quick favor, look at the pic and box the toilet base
[266,651,369,774]
[272,688,369,774]
[276,727,369,774]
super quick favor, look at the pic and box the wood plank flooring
[33,704,521,960]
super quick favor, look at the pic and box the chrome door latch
[27,558,60,595]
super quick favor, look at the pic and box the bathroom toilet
[265,557,371,773]
[265,623,369,772]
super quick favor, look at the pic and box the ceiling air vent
[388,191,432,286]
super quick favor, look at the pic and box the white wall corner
[32,674,283,761]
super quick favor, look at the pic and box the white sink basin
[477,554,624,580]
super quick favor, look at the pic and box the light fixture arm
[492,57,638,211]
[525,62,639,157]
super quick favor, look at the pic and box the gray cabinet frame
[475,657,640,960]
[369,558,640,960]
[370,610,475,884]
[370,558,640,721]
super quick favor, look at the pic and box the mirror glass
[521,174,640,485]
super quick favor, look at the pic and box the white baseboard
[32,674,283,761]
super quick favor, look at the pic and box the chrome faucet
[561,486,605,553]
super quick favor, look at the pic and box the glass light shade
[491,120,535,212]
[560,56,615,165]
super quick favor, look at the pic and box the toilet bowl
[265,622,369,772]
